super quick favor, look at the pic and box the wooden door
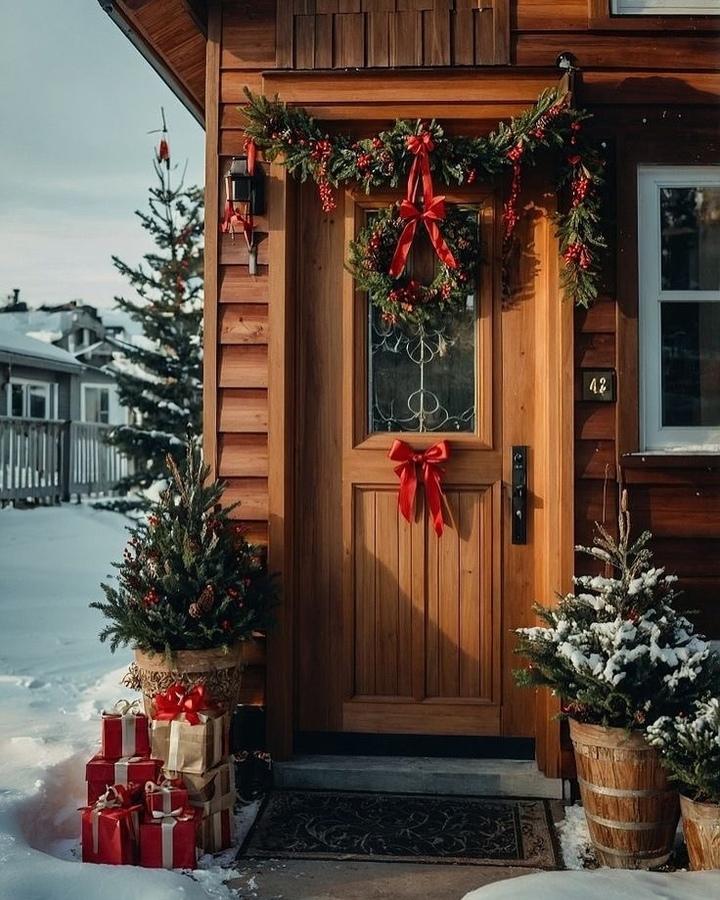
[294,182,520,738]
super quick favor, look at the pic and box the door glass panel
[661,301,720,426]
[660,186,720,291]
[11,384,23,417]
[366,208,478,434]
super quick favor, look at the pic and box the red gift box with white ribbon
[86,753,161,804]
[145,776,189,818]
[101,700,150,760]
[139,807,199,869]
[80,785,142,865]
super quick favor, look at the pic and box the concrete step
[273,755,564,799]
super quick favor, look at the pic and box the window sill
[622,451,720,470]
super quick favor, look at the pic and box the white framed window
[81,384,110,424]
[638,166,720,451]
[613,0,720,14]
[7,379,56,419]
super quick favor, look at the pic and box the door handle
[511,445,528,545]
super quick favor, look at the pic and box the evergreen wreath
[242,86,606,308]
[348,204,478,328]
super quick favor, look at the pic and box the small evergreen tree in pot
[647,699,720,870]
[515,492,719,869]
[91,441,276,710]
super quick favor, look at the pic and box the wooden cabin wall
[205,0,720,717]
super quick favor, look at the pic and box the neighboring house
[0,299,129,426]
[105,1,720,780]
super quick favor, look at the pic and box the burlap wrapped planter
[124,644,245,717]
[569,718,679,869]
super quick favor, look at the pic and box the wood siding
[201,0,720,762]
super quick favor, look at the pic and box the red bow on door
[388,439,451,537]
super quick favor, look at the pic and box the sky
[0,0,205,310]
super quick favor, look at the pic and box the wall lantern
[221,146,265,275]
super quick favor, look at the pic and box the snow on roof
[0,329,83,369]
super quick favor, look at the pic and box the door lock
[511,445,528,545]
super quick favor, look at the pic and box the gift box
[197,807,234,854]
[80,786,142,865]
[187,785,235,819]
[151,713,229,775]
[175,758,235,806]
[145,777,189,818]
[151,683,229,775]
[101,700,150,760]
[139,809,199,869]
[86,753,161,805]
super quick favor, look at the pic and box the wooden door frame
[265,169,573,777]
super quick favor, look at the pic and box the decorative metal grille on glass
[367,208,478,434]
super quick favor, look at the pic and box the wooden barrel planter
[680,795,720,870]
[124,643,245,717]
[569,719,679,869]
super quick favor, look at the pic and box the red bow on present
[388,130,458,278]
[388,439,451,537]
[153,683,215,726]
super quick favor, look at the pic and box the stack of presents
[80,683,235,868]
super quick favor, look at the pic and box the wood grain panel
[219,269,269,303]
[576,332,615,369]
[221,0,276,69]
[218,433,269,477]
[218,345,268,388]
[629,485,720,539]
[334,13,365,66]
[576,297,617,335]
[223,477,269,519]
[575,440,615,481]
[219,233,270,265]
[219,304,269,344]
[218,388,268,432]
[390,10,422,65]
[575,404,615,441]
[354,489,377,695]
[374,490,402,696]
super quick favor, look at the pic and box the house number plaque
[581,369,616,402]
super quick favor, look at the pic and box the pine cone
[189,583,214,618]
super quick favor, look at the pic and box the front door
[292,177,553,743]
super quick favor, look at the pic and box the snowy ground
[0,503,251,900]
[3,504,720,900]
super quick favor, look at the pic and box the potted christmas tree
[515,492,719,869]
[92,441,275,715]
[647,698,720,870]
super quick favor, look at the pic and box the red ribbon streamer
[388,439,451,537]
[153,683,216,726]
[388,132,458,278]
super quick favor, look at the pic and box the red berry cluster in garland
[310,139,336,213]
[563,241,593,270]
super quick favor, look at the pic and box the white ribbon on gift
[150,809,194,869]
[90,786,124,855]
[114,755,145,785]
[102,700,144,756]
[166,714,223,771]
[145,779,183,815]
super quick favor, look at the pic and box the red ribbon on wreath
[388,439,450,537]
[389,132,458,278]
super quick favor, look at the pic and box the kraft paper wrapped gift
[139,808,199,870]
[80,786,142,865]
[144,776,189,818]
[175,758,235,806]
[197,807,234,854]
[188,784,235,818]
[86,753,161,804]
[101,700,150,760]
[151,712,229,775]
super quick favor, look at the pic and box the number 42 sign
[581,369,616,403]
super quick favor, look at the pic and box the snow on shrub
[514,492,719,729]
[647,698,720,802]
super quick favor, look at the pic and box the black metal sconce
[228,155,265,215]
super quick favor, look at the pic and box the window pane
[661,302,720,427]
[99,389,109,424]
[11,384,23,417]
[27,385,47,419]
[660,186,720,291]
[84,387,109,423]
[369,304,476,433]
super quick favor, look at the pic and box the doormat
[239,790,560,868]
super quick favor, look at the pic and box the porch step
[273,755,564,799]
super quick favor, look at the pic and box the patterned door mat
[239,790,560,868]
